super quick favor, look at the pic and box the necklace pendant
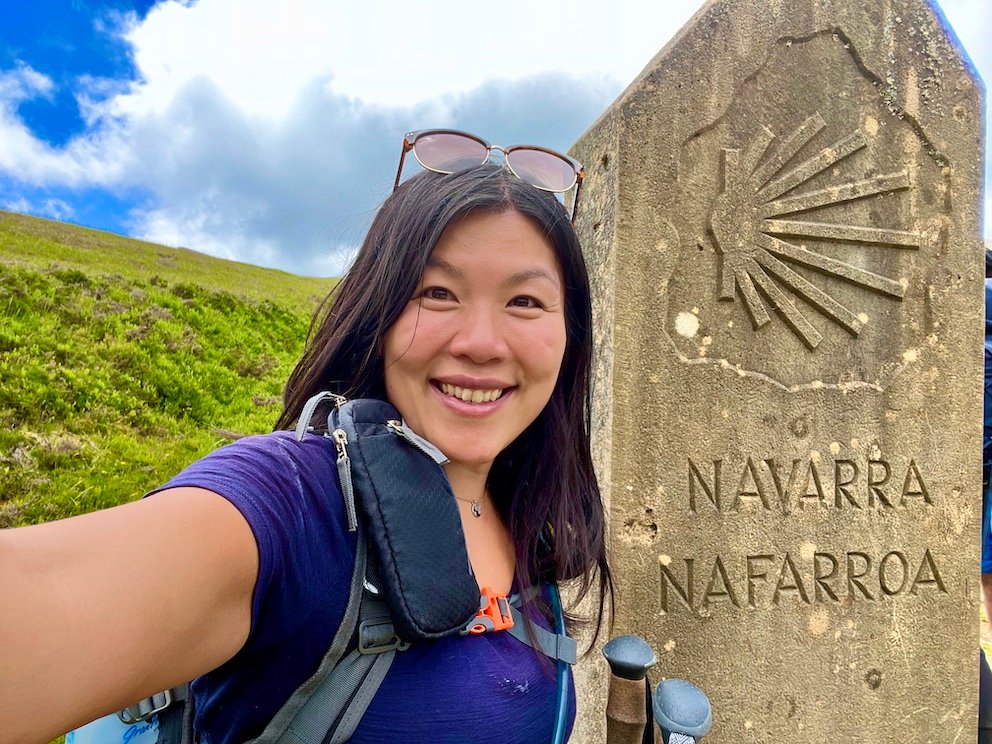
[470,500,482,518]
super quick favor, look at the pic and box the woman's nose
[448,307,509,363]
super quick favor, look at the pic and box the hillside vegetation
[0,210,334,527]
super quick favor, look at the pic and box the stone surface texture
[569,0,985,741]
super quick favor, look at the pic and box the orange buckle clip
[464,586,515,635]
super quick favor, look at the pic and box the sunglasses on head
[393,129,584,224]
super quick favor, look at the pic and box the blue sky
[0,0,988,277]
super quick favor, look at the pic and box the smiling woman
[0,156,613,744]
[278,165,614,696]
[384,211,567,474]
[382,209,569,596]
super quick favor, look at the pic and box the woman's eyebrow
[425,257,464,278]
[425,259,561,291]
[503,269,561,291]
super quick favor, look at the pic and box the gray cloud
[124,72,623,276]
[440,73,623,153]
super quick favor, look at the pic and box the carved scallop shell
[708,111,920,350]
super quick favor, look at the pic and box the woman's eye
[421,286,453,301]
[509,295,542,309]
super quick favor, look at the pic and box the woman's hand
[0,488,257,743]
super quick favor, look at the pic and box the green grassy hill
[0,210,334,527]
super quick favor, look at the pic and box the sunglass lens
[505,149,577,192]
[413,132,489,173]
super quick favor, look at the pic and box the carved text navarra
[687,456,931,513]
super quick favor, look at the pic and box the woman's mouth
[437,382,506,404]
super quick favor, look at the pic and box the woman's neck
[444,461,514,594]
[443,462,491,505]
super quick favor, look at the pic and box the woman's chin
[438,442,501,473]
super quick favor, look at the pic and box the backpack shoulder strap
[246,521,404,744]
[266,553,408,744]
[504,586,578,665]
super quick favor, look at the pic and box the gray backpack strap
[179,689,195,744]
[324,561,405,744]
[249,530,407,744]
[119,686,188,725]
[294,392,346,440]
[505,592,578,665]
[113,685,191,744]
[284,560,404,744]
[155,689,191,744]
[246,523,370,743]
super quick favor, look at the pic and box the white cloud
[0,114,130,187]
[3,195,74,220]
[939,0,992,78]
[0,0,987,276]
[119,69,616,275]
[2,196,32,212]
[0,64,132,186]
[75,74,134,126]
[0,64,54,102]
[321,0,700,107]
[134,199,280,265]
[110,0,341,120]
[100,0,698,115]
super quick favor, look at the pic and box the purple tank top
[148,431,575,743]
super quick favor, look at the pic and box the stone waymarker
[570,0,984,741]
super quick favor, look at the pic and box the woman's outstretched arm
[0,487,258,743]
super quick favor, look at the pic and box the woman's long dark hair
[276,164,613,646]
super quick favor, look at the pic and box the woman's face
[383,209,567,473]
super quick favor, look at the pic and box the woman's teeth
[439,383,504,403]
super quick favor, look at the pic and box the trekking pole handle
[603,635,656,744]
[604,635,657,681]
[653,678,712,743]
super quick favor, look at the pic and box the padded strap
[280,648,390,744]
[345,398,479,641]
[327,651,395,744]
[251,542,402,744]
[155,694,191,744]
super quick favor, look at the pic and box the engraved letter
[660,559,694,612]
[800,459,826,508]
[689,460,721,512]
[773,553,811,605]
[702,556,741,608]
[746,554,775,608]
[879,551,910,596]
[846,552,874,599]
[900,460,933,506]
[910,549,947,594]
[834,460,861,508]
[764,458,802,516]
[733,457,773,511]
[813,552,840,602]
[867,459,893,508]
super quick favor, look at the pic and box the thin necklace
[454,494,484,518]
